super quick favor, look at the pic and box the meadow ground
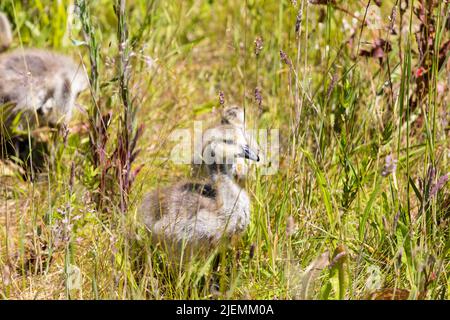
[0,0,449,299]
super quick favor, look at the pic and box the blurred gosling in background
[0,12,88,131]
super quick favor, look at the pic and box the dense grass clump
[0,0,449,299]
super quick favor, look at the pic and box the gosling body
[141,174,251,252]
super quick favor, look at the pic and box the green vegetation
[0,0,449,299]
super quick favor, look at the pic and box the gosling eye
[223,139,234,144]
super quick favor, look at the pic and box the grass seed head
[254,36,263,56]
[280,50,292,67]
[381,155,397,177]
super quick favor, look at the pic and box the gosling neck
[208,163,234,182]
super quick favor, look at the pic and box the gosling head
[0,12,12,53]
[219,105,262,179]
[35,67,89,128]
[202,124,259,176]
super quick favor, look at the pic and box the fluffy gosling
[0,12,12,53]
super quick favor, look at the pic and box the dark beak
[242,145,260,162]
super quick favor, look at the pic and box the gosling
[220,105,262,179]
[0,12,12,53]
[0,13,88,130]
[140,124,259,258]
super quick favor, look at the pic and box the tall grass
[0,0,449,299]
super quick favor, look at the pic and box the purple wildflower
[280,50,292,67]
[430,173,449,198]
[381,154,398,177]
[254,87,262,108]
[254,37,263,56]
[219,91,225,106]
[295,8,303,34]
